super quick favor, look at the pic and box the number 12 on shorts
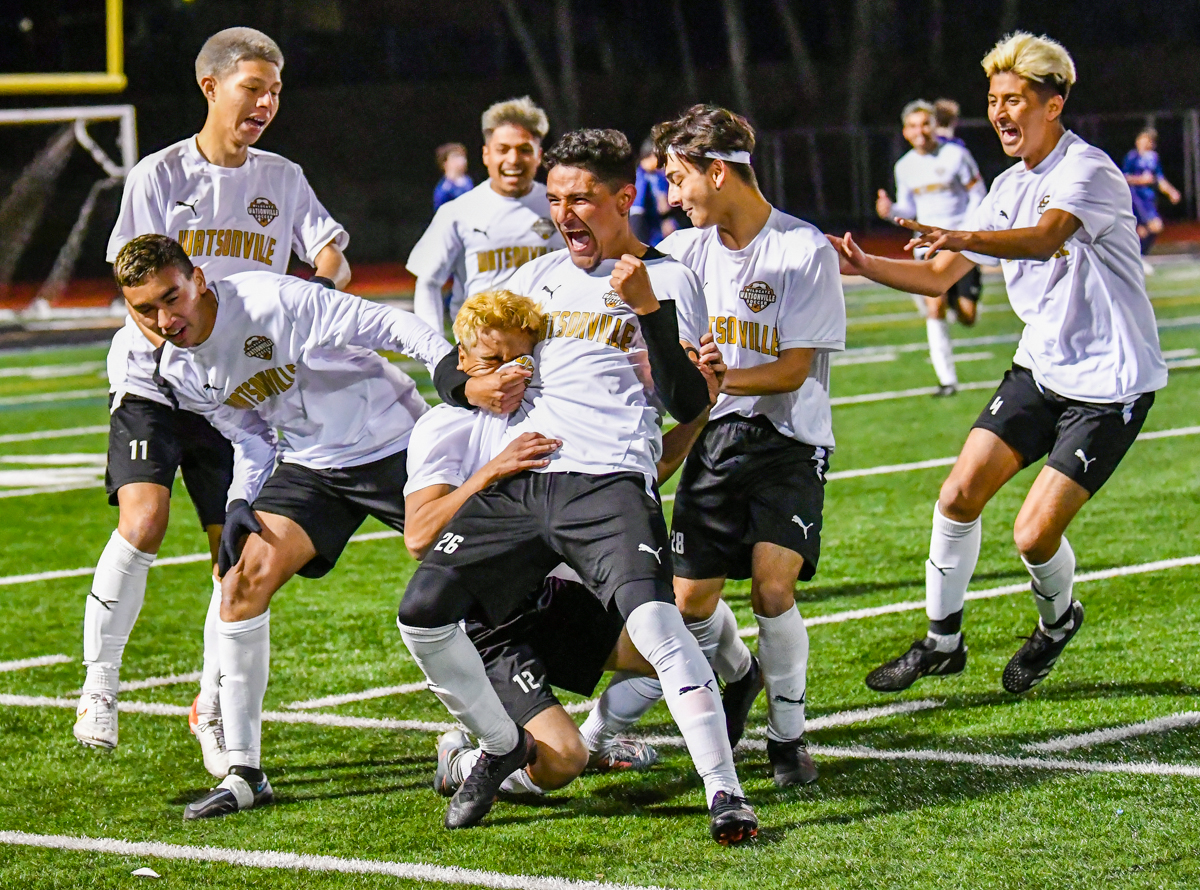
[129,439,148,460]
[512,670,541,693]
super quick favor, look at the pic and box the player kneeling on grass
[113,234,453,820]
[399,128,757,844]
[405,289,721,796]
[828,32,1167,695]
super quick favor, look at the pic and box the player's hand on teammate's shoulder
[897,217,967,256]
[611,254,660,315]
[826,231,870,275]
[696,332,726,405]
[484,432,561,483]
[463,363,532,415]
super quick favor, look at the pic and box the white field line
[1167,357,1200,369]
[0,654,71,672]
[830,352,897,366]
[1024,711,1200,753]
[0,482,103,499]
[847,303,1011,327]
[71,671,203,696]
[929,351,993,364]
[807,745,1200,778]
[0,694,456,733]
[751,699,943,735]
[737,553,1200,638]
[0,831,667,890]
[0,425,107,444]
[286,681,429,710]
[0,388,108,407]
[0,529,403,588]
[563,698,599,714]
[0,362,105,379]
[830,379,998,406]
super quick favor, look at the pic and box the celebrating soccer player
[111,234,451,819]
[877,99,987,395]
[648,105,847,786]
[829,32,1167,695]
[1123,127,1182,275]
[407,97,565,333]
[77,28,350,777]
[399,128,757,844]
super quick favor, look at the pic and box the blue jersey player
[1122,128,1181,269]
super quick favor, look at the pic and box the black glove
[311,275,336,289]
[217,499,262,577]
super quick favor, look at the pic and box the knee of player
[750,582,796,616]
[117,502,170,552]
[531,735,589,789]
[1012,518,1055,563]
[938,479,984,522]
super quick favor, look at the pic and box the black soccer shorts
[670,414,827,581]
[948,264,983,304]
[407,471,674,627]
[972,364,1155,495]
[466,575,626,726]
[105,394,233,528]
[251,448,409,578]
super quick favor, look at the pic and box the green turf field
[1,263,1199,889]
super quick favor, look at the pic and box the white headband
[668,146,752,165]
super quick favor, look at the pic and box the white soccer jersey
[158,273,453,498]
[405,181,564,297]
[961,131,1167,403]
[404,403,508,497]
[659,208,847,449]
[502,248,707,481]
[892,141,986,230]
[105,136,348,409]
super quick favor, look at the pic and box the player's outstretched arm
[403,432,560,560]
[896,210,1082,263]
[720,347,814,397]
[827,230,977,298]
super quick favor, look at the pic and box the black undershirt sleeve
[432,350,475,410]
[639,301,709,424]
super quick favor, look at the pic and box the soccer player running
[112,234,451,820]
[877,100,987,396]
[404,289,720,797]
[407,97,565,333]
[76,28,350,777]
[399,129,757,844]
[1123,127,1182,275]
[649,105,847,787]
[829,32,1167,695]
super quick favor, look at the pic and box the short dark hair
[651,104,757,185]
[435,142,467,171]
[543,129,636,189]
[113,234,194,289]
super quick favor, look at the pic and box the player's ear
[616,182,637,215]
[1046,93,1064,122]
[192,265,207,293]
[710,160,727,190]
[199,74,218,104]
[457,343,468,371]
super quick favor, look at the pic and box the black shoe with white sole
[709,791,758,845]
[766,736,819,787]
[1002,600,1084,694]
[182,771,273,821]
[865,635,967,693]
[444,728,537,829]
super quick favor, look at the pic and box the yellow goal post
[0,0,125,95]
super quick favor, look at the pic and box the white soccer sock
[926,318,958,387]
[926,503,981,634]
[197,576,223,713]
[398,621,519,755]
[579,672,663,753]
[499,767,544,795]
[82,530,157,696]
[625,601,742,804]
[712,599,753,683]
[217,611,270,771]
[756,605,809,742]
[1023,536,1076,631]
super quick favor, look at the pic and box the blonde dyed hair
[982,32,1076,97]
[481,96,549,142]
[453,289,545,349]
[195,27,283,85]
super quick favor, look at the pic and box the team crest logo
[512,355,535,373]
[248,197,279,226]
[244,336,274,360]
[532,218,556,240]
[602,290,622,309]
[739,280,777,314]
[1037,195,1051,214]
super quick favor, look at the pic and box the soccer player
[398,129,758,844]
[407,97,565,333]
[404,289,718,797]
[76,28,350,777]
[1123,127,1182,274]
[829,32,1167,695]
[433,142,474,211]
[112,234,452,820]
[651,104,847,786]
[877,100,987,395]
[934,98,966,146]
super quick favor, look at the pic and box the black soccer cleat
[933,384,958,398]
[182,772,273,821]
[1002,600,1084,694]
[766,736,819,787]
[709,791,758,845]
[722,656,764,748]
[865,635,967,693]
[444,728,537,829]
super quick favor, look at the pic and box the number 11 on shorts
[129,439,148,460]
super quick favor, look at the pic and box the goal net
[0,104,137,315]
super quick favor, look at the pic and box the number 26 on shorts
[434,532,463,554]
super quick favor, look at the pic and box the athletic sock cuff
[933,502,980,536]
[107,529,158,569]
[218,610,270,638]
[1020,535,1074,572]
